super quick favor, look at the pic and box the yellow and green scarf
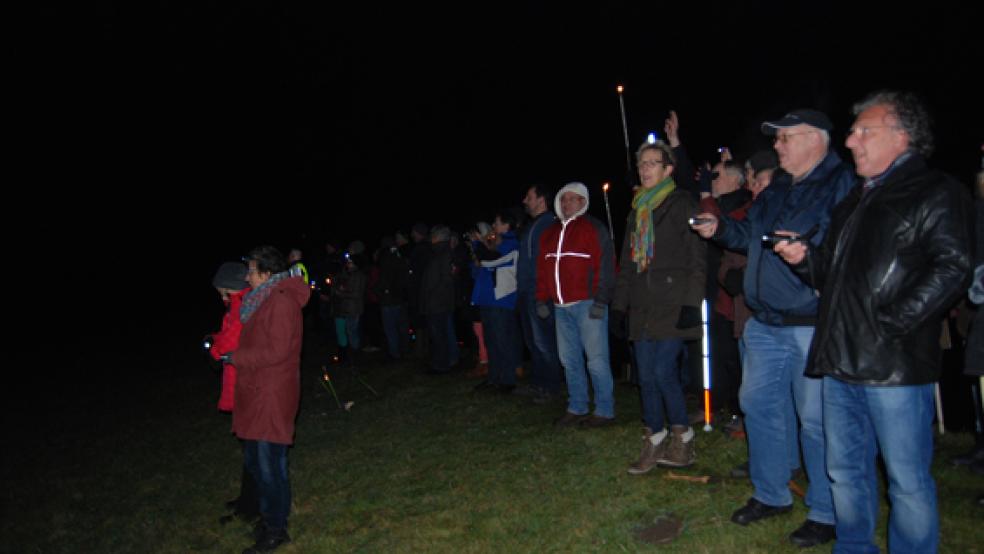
[630,176,676,272]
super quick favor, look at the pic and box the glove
[675,305,701,329]
[609,309,627,339]
[588,302,607,320]
[536,302,551,319]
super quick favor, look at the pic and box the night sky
[26,2,982,364]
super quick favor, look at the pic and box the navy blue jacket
[517,211,557,295]
[714,150,856,326]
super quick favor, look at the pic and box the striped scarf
[630,176,676,272]
[239,271,291,323]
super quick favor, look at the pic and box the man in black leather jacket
[775,90,973,553]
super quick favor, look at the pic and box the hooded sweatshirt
[535,182,616,306]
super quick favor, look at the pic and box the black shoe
[554,411,589,427]
[225,497,241,511]
[243,528,290,553]
[497,384,517,394]
[730,498,793,526]
[789,519,836,548]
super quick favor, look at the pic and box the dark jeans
[634,338,688,431]
[426,312,459,372]
[381,304,409,359]
[242,440,291,531]
[517,292,562,393]
[710,311,741,416]
[480,306,521,386]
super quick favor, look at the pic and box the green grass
[5,339,984,553]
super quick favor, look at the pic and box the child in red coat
[209,262,259,524]
[210,262,251,411]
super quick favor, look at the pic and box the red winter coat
[210,288,251,412]
[231,277,310,445]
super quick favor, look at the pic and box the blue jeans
[242,440,291,531]
[739,318,833,524]
[555,301,614,418]
[517,292,562,393]
[334,315,361,349]
[480,306,521,386]
[824,377,938,554]
[381,304,409,359]
[426,312,459,372]
[634,338,688,431]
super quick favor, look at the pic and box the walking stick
[701,298,712,432]
[602,182,615,243]
[616,85,632,185]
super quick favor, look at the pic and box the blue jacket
[714,150,856,326]
[471,231,519,309]
[516,211,557,295]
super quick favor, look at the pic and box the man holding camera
[774,91,973,553]
[691,109,855,547]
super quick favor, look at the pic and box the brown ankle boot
[658,425,695,468]
[627,428,668,475]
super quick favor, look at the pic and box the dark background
[20,2,982,371]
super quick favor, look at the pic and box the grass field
[5,336,983,553]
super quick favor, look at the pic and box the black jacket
[799,155,973,385]
[419,241,456,315]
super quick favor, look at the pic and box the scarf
[240,271,291,324]
[630,176,676,272]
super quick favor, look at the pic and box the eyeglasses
[846,125,901,139]
[773,131,816,144]
[638,159,669,169]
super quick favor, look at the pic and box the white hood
[554,181,590,222]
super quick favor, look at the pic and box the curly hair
[852,90,934,157]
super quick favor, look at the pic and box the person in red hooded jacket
[226,246,310,554]
[210,262,251,411]
[208,261,260,525]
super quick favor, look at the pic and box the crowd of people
[205,89,983,553]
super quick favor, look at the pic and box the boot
[658,425,695,468]
[627,427,668,475]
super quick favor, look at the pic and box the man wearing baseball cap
[692,108,856,547]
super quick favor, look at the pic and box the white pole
[701,298,712,432]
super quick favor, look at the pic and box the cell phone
[717,147,727,153]
[689,217,713,225]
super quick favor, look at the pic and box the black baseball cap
[761,109,833,135]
